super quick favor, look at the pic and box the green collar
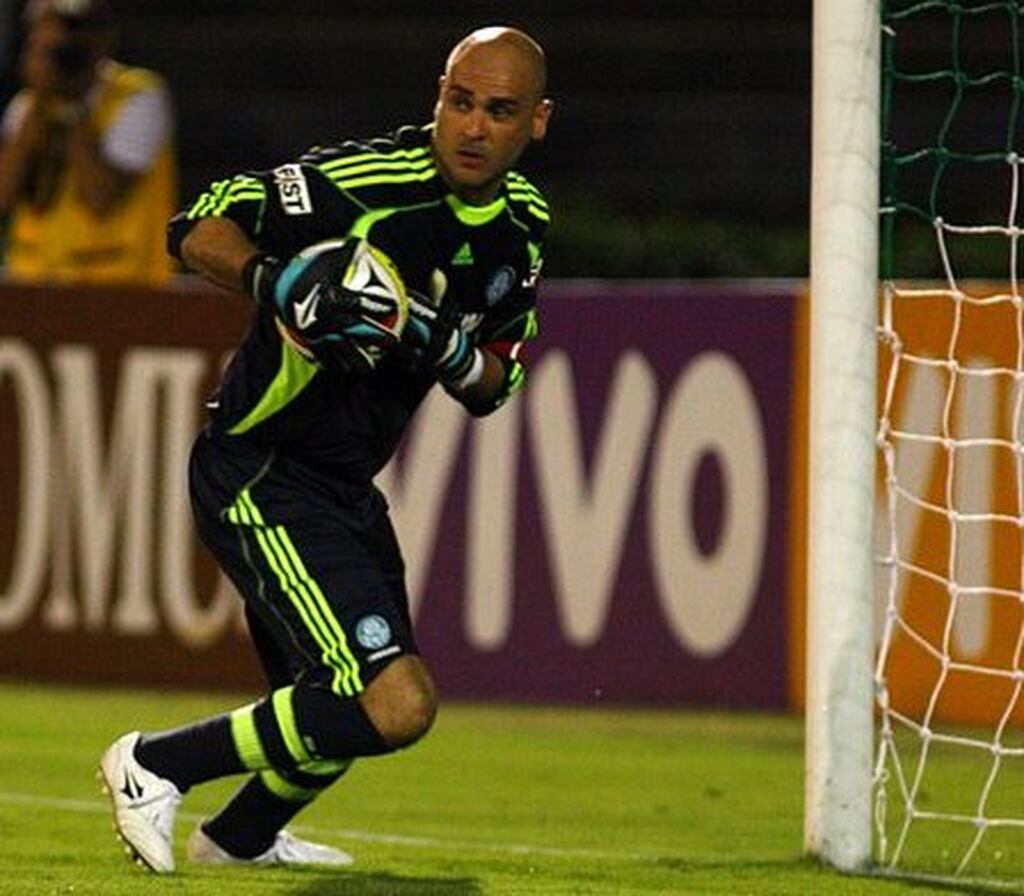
[445,193,507,226]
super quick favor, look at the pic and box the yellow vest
[5,60,177,286]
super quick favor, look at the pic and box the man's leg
[100,654,434,871]
[189,605,350,860]
[186,607,435,862]
[100,436,435,871]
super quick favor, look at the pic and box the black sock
[135,714,245,792]
[291,683,391,758]
[201,768,344,858]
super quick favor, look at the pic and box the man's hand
[405,292,482,389]
[20,17,96,101]
[245,239,409,375]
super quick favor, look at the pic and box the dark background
[3,2,1007,278]
[0,1,815,277]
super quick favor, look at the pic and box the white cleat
[188,824,354,867]
[98,732,182,873]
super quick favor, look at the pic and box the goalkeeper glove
[241,252,284,307]
[406,292,484,389]
[242,242,403,374]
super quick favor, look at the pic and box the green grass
[0,682,1016,895]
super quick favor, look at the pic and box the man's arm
[178,216,261,295]
[72,86,174,217]
[450,348,506,412]
[0,95,48,214]
[64,106,136,216]
[405,291,526,416]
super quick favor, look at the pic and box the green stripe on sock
[260,768,318,803]
[300,757,354,777]
[230,704,267,770]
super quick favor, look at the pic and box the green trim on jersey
[445,193,507,226]
[523,309,539,340]
[507,360,526,396]
[321,145,437,191]
[229,488,364,697]
[188,176,265,220]
[349,199,442,239]
[228,339,320,436]
[318,144,433,176]
[487,307,538,343]
[506,172,550,223]
[321,152,433,183]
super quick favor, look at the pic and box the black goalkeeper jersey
[168,124,549,482]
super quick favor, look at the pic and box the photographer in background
[0,0,176,285]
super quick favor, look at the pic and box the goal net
[874,0,1024,883]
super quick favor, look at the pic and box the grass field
[0,682,1018,895]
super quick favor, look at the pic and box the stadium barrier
[3,279,799,706]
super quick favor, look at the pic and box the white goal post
[805,0,880,872]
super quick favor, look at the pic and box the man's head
[432,26,553,205]
[22,0,114,95]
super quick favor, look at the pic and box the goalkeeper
[98,25,552,872]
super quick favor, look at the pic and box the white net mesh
[875,134,1024,877]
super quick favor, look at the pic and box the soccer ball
[274,237,410,371]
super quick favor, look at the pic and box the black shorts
[188,430,417,696]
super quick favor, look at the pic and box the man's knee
[359,656,437,748]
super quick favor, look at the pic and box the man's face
[21,14,105,96]
[432,43,551,204]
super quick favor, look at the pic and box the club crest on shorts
[355,614,392,650]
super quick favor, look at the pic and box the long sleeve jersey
[168,124,549,482]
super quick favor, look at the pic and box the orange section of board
[790,283,1024,727]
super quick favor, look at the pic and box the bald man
[97,27,553,873]
[432,27,551,204]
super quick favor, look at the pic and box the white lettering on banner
[47,348,161,633]
[154,349,240,647]
[875,360,997,659]
[377,388,466,616]
[648,352,768,657]
[465,399,521,649]
[952,369,996,657]
[874,362,943,641]
[37,345,239,640]
[527,350,658,647]
[0,341,50,628]
[0,338,776,660]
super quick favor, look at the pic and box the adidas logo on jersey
[452,243,474,266]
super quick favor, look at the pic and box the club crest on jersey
[486,266,517,305]
[273,164,313,216]
[355,614,392,650]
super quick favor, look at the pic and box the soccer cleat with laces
[98,731,182,873]
[187,824,354,867]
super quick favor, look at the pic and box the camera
[26,0,112,78]
[50,38,92,76]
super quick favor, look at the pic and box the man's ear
[433,74,447,118]
[531,98,553,141]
